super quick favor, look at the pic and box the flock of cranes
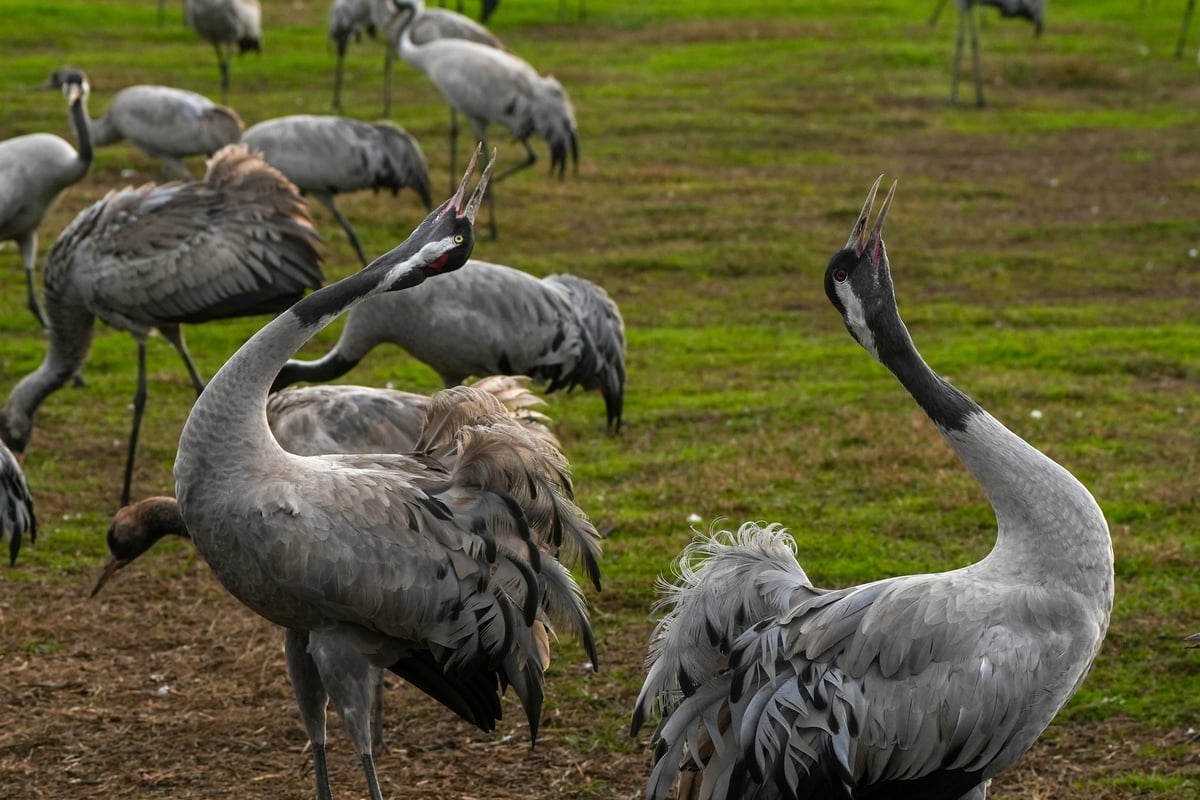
[10,1,1191,797]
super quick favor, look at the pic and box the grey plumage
[929,0,1044,107]
[173,151,601,800]
[184,0,263,103]
[393,0,577,239]
[0,144,324,509]
[0,68,94,329]
[242,114,432,266]
[0,441,36,567]
[632,178,1113,800]
[90,84,244,180]
[272,258,627,432]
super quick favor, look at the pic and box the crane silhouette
[184,0,262,103]
[0,144,324,510]
[272,258,626,432]
[0,441,36,567]
[632,177,1113,799]
[0,67,94,329]
[928,0,1044,107]
[392,0,577,239]
[173,147,601,800]
[89,83,244,179]
[241,114,432,266]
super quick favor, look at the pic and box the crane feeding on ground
[185,0,263,103]
[633,177,1113,800]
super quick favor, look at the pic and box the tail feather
[545,275,626,432]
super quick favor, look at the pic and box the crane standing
[0,144,324,510]
[184,0,263,103]
[929,0,1044,107]
[242,114,432,266]
[0,68,94,329]
[272,258,626,432]
[392,0,578,238]
[633,178,1113,799]
[173,148,602,800]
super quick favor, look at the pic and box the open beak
[442,143,496,225]
[846,175,897,264]
[90,556,126,597]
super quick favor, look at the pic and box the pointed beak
[90,556,126,597]
[847,176,897,266]
[440,143,495,226]
[462,149,495,224]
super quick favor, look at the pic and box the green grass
[1,0,1199,797]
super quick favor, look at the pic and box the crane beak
[462,149,495,224]
[442,143,495,226]
[847,176,897,266]
[89,556,126,597]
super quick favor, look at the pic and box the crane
[392,0,578,239]
[89,83,244,180]
[0,440,36,567]
[0,67,94,329]
[0,144,324,510]
[632,177,1114,799]
[272,258,626,432]
[1176,0,1196,58]
[184,0,262,103]
[928,0,1044,107]
[172,148,602,800]
[241,114,432,266]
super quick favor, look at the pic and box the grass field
[1,1,1199,798]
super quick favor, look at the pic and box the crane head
[37,67,90,105]
[824,176,900,358]
[90,497,187,597]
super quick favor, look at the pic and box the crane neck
[68,90,95,169]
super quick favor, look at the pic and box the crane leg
[332,40,347,113]
[967,5,985,107]
[382,46,394,118]
[494,137,538,182]
[18,233,47,329]
[371,670,386,751]
[160,156,193,181]
[1177,0,1196,58]
[316,194,369,267]
[929,0,949,27]
[284,630,335,800]
[120,341,150,509]
[308,631,386,800]
[214,44,231,104]
[160,325,207,395]
[448,110,460,196]
[951,8,966,104]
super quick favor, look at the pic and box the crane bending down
[928,0,1044,107]
[89,83,244,180]
[173,148,602,800]
[185,0,263,103]
[0,68,94,329]
[632,178,1113,799]
[242,114,432,266]
[0,441,36,566]
[392,0,578,239]
[0,144,324,510]
[272,258,626,432]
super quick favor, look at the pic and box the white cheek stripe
[837,285,877,358]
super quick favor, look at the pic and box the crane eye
[453,234,464,244]
[833,268,849,283]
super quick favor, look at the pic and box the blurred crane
[184,0,262,103]
[0,441,36,567]
[90,84,244,179]
[272,258,626,432]
[928,0,1044,106]
[242,114,432,266]
[0,67,94,329]
[1176,0,1196,57]
[392,0,577,238]
[173,150,601,800]
[633,178,1113,799]
[0,144,323,510]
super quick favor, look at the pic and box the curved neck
[1,310,94,452]
[68,92,95,168]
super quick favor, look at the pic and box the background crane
[928,0,1045,106]
[272,258,626,432]
[89,83,244,180]
[241,114,432,266]
[0,67,93,329]
[393,0,577,238]
[633,178,1113,799]
[184,0,263,103]
[0,440,36,567]
[173,152,601,800]
[0,144,324,510]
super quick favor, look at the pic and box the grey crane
[172,148,602,800]
[272,258,626,432]
[632,177,1114,799]
[89,84,244,180]
[184,0,262,103]
[437,0,501,23]
[929,0,1044,107]
[0,440,36,567]
[329,0,382,113]
[241,114,432,267]
[0,144,324,510]
[392,0,577,239]
[0,68,94,329]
